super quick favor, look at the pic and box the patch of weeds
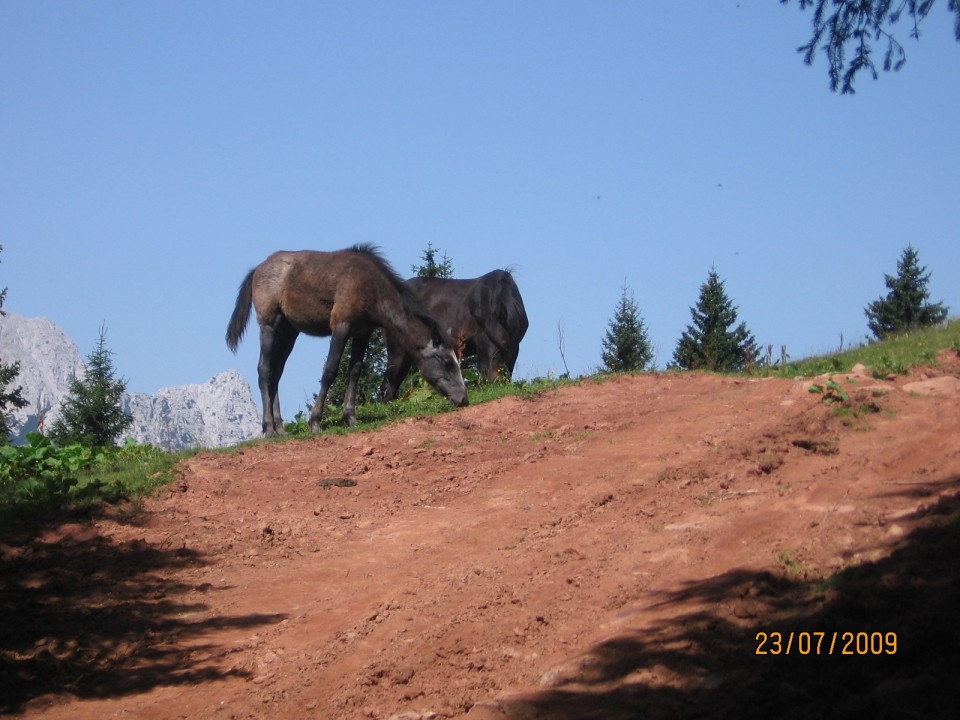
[531,430,555,442]
[808,378,849,404]
[812,562,865,594]
[833,406,869,429]
[697,493,717,507]
[813,572,844,594]
[756,450,785,474]
[809,378,889,430]
[283,411,312,437]
[776,550,803,577]
[871,355,906,379]
[772,319,960,378]
[510,376,578,401]
[792,438,839,455]
[0,433,101,511]
[1,436,184,518]
[833,397,883,429]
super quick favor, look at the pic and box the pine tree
[412,242,454,279]
[864,245,948,340]
[48,325,132,447]
[671,267,759,372]
[0,245,28,444]
[601,284,654,372]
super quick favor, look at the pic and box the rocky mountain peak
[0,312,260,449]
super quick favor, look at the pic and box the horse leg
[474,335,501,383]
[342,331,370,427]
[483,322,516,380]
[380,339,412,402]
[257,319,298,436]
[270,321,299,433]
[256,324,280,435]
[309,324,351,432]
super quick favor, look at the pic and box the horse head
[418,335,468,408]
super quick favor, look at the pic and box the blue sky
[2,2,958,416]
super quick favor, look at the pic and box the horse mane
[349,243,396,276]
[349,243,449,344]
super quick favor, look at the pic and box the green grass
[776,549,804,577]
[280,373,576,437]
[0,437,186,520]
[84,442,190,503]
[5,318,958,520]
[768,317,960,379]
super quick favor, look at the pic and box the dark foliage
[865,244,948,340]
[48,326,132,448]
[671,268,759,373]
[601,284,654,372]
[783,0,960,93]
[412,241,455,280]
[0,245,28,444]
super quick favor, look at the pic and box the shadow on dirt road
[0,509,287,714]
[491,480,960,720]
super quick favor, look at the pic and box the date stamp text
[755,631,897,655]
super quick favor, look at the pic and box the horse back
[251,250,368,335]
[408,271,527,334]
[405,279,482,355]
[253,248,432,342]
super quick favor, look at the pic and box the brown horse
[226,244,467,435]
[381,270,529,401]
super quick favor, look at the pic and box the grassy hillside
[773,317,960,379]
[3,318,958,519]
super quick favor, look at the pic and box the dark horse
[226,244,468,435]
[381,269,529,401]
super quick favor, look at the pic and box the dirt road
[3,354,960,719]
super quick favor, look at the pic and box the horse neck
[377,295,436,353]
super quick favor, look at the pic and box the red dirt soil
[3,353,960,719]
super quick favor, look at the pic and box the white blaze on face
[421,341,460,368]
[420,340,467,405]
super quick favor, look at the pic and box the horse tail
[226,269,255,352]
